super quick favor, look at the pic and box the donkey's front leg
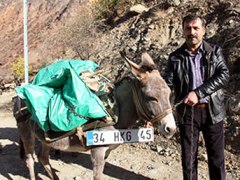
[91,146,109,180]
[37,143,59,180]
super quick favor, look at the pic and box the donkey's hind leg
[17,121,36,180]
[37,143,59,180]
[91,146,109,180]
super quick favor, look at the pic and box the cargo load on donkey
[14,60,115,142]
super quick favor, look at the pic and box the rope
[66,102,91,121]
[173,99,194,179]
[190,106,194,180]
[150,108,173,123]
[173,99,184,110]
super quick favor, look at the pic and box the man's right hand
[184,91,199,106]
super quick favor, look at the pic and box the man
[165,14,229,180]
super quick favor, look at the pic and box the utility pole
[23,0,29,84]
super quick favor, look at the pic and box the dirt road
[0,91,236,180]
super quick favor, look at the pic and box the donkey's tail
[12,95,29,122]
[19,138,25,160]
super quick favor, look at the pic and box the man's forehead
[184,18,202,26]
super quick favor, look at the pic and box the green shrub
[94,0,118,19]
[12,56,33,80]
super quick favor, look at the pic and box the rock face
[0,0,239,83]
[0,1,239,178]
[1,0,239,110]
[0,1,239,103]
[227,92,240,115]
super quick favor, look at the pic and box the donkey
[13,52,176,180]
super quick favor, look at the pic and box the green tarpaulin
[15,60,108,132]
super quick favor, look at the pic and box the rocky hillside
[0,1,239,100]
[0,0,81,80]
[1,0,239,109]
[0,0,239,88]
[0,0,239,177]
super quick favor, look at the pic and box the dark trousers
[179,106,226,180]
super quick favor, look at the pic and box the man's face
[183,18,206,48]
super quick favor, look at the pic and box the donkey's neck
[113,78,138,129]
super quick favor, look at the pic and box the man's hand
[184,91,199,106]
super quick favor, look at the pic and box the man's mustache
[187,35,197,39]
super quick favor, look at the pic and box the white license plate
[86,128,154,146]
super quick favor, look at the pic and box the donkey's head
[122,51,176,138]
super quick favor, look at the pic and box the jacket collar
[177,40,214,57]
[202,40,214,53]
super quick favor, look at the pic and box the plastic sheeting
[15,60,108,132]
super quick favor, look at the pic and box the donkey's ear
[140,52,157,71]
[119,51,147,79]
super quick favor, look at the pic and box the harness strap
[150,108,172,123]
[131,84,150,121]
[14,107,28,116]
[131,83,172,123]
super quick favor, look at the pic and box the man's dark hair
[182,14,206,28]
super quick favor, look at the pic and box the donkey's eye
[147,96,158,102]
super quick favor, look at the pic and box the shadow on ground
[0,127,152,179]
[51,151,152,180]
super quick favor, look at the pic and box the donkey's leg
[17,121,36,180]
[22,140,35,179]
[38,143,59,180]
[91,146,109,180]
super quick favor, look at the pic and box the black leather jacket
[165,40,230,124]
